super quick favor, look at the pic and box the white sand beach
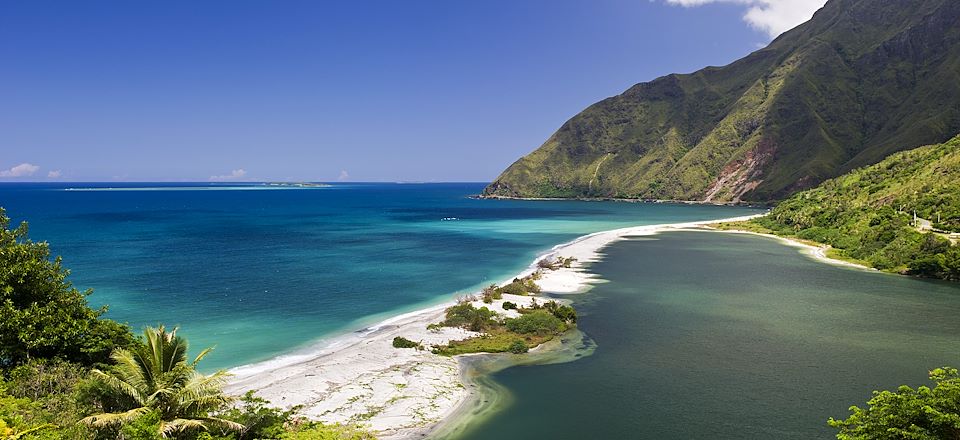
[225,214,768,439]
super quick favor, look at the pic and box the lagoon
[455,231,960,440]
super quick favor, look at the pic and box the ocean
[0,182,760,371]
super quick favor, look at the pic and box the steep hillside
[746,134,960,280]
[484,0,960,203]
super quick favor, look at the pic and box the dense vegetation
[732,135,960,280]
[0,208,375,439]
[829,367,960,439]
[0,211,134,369]
[429,300,576,356]
[391,337,421,350]
[484,0,960,203]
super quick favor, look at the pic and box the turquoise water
[456,231,960,440]
[0,183,761,370]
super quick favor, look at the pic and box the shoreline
[472,194,767,208]
[224,214,764,439]
[704,227,877,272]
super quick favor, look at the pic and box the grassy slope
[484,0,960,203]
[733,135,960,280]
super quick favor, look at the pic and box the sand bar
[225,214,770,439]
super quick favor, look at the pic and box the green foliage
[484,0,960,203]
[909,247,960,281]
[216,391,298,440]
[0,208,135,368]
[430,297,577,355]
[278,423,376,440]
[828,367,960,439]
[0,374,92,440]
[481,285,501,304]
[439,303,497,332]
[507,340,528,354]
[751,135,960,280]
[496,277,541,296]
[431,330,551,356]
[120,411,165,440]
[390,337,421,350]
[524,300,577,324]
[82,326,242,438]
[4,359,98,436]
[504,311,567,336]
[208,392,377,440]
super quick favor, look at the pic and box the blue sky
[0,1,823,182]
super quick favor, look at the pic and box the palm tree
[81,326,243,437]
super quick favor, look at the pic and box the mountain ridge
[483,0,960,203]
[737,133,960,280]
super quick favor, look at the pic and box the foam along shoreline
[224,214,765,439]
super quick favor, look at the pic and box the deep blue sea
[0,182,761,370]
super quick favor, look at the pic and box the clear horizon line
[0,180,494,184]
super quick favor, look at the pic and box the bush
[217,391,299,440]
[392,336,421,349]
[537,259,556,270]
[4,358,95,428]
[482,284,501,301]
[498,277,541,296]
[538,257,577,270]
[280,422,377,439]
[522,300,577,324]
[440,303,498,332]
[504,311,566,335]
[502,301,517,310]
[508,340,528,354]
[432,330,551,356]
[544,301,577,324]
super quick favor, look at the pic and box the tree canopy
[0,208,134,368]
[829,367,960,439]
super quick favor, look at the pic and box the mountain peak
[484,0,960,203]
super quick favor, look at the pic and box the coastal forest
[726,135,960,280]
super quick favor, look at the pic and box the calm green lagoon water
[457,231,960,440]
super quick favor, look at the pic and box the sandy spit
[224,214,766,439]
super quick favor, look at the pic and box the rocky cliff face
[484,0,960,203]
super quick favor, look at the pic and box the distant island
[262,182,331,188]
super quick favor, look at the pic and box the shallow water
[0,182,760,370]
[455,231,960,440]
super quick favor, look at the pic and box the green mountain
[483,0,960,203]
[744,134,960,280]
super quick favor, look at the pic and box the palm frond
[198,417,245,433]
[90,369,147,406]
[80,407,150,427]
[109,349,152,395]
[159,418,205,437]
[191,346,215,366]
